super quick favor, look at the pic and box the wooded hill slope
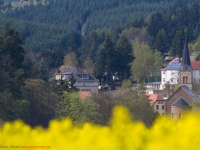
[2,0,200,36]
[0,0,199,51]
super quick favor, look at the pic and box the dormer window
[79,75,89,79]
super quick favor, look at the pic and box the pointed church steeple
[180,37,192,70]
[179,36,193,90]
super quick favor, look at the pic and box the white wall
[161,70,166,85]
[161,70,179,89]
[193,70,200,83]
[153,101,165,115]
[75,81,99,92]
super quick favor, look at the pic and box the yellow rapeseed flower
[0,106,200,150]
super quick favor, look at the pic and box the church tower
[179,37,193,90]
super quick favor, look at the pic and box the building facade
[166,85,199,118]
[55,67,99,92]
[148,94,166,115]
[161,39,200,90]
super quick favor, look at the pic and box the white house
[161,39,200,90]
[161,58,200,89]
[161,58,181,89]
[148,94,166,115]
[191,61,200,84]
[55,67,99,92]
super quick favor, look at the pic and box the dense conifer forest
[0,0,200,52]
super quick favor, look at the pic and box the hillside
[0,0,200,52]
[0,17,75,51]
[2,0,200,36]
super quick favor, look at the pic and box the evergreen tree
[53,46,64,67]
[0,23,29,122]
[93,35,115,85]
[0,22,26,99]
[116,35,133,79]
[94,48,106,83]
[147,12,163,38]
[103,35,117,75]
[153,29,167,53]
[171,30,185,57]
[189,2,200,28]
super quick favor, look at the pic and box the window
[79,75,89,79]
[78,82,82,86]
[158,102,160,104]
[156,105,159,110]
[163,78,165,82]
[162,94,167,97]
[183,76,188,83]
[88,82,91,86]
[162,105,164,110]
[163,71,165,74]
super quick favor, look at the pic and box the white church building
[160,39,200,90]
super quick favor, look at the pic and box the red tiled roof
[59,65,67,72]
[79,91,91,101]
[54,65,67,76]
[169,57,182,65]
[148,94,165,106]
[191,61,200,70]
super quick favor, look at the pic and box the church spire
[180,36,192,70]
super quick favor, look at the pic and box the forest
[1,0,200,127]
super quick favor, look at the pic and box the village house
[160,39,200,90]
[148,94,166,115]
[55,67,99,92]
[147,38,200,119]
[166,85,200,120]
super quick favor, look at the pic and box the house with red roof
[191,61,200,83]
[148,94,166,115]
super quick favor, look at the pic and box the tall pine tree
[116,35,133,79]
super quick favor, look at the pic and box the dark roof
[182,85,200,101]
[171,98,190,107]
[57,67,99,81]
[76,68,88,74]
[167,85,200,105]
[180,37,192,70]
[60,67,77,75]
[165,58,181,70]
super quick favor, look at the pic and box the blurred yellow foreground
[0,106,199,150]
